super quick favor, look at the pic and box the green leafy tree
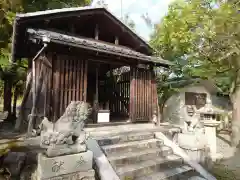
[0,56,27,119]
[151,0,240,146]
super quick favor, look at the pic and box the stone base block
[34,169,95,180]
[181,147,209,164]
[36,151,93,179]
[177,133,207,150]
[46,144,87,157]
[177,133,210,164]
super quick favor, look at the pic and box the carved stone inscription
[52,161,65,173]
[37,151,93,179]
[42,169,95,180]
[76,156,86,168]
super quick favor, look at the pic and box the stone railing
[155,132,217,180]
[86,139,120,180]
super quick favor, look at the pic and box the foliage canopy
[150,0,240,145]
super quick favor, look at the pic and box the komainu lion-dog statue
[38,101,92,157]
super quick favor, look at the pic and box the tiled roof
[27,28,172,66]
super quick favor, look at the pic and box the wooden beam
[41,56,52,68]
[96,65,99,103]
[53,54,60,122]
[83,60,88,102]
[115,36,119,45]
[88,58,126,67]
[94,65,99,123]
[70,24,75,34]
[95,24,99,40]
[28,58,47,136]
[27,57,37,136]
[130,67,136,122]
[18,10,102,23]
[44,69,48,117]
[150,65,160,125]
[48,44,140,66]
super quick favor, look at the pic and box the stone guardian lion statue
[39,101,92,157]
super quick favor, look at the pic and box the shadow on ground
[211,130,240,180]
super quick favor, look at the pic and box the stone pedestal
[177,133,209,164]
[202,120,221,160]
[33,150,95,180]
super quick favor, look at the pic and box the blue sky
[92,0,174,41]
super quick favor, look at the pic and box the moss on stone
[0,141,18,156]
[211,163,238,180]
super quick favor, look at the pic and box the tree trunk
[14,71,32,131]
[3,80,12,116]
[231,71,240,147]
[12,86,19,118]
[159,104,165,123]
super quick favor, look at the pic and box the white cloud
[129,13,142,24]
[92,0,174,41]
[147,0,175,24]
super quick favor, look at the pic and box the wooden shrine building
[12,7,172,130]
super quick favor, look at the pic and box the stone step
[136,165,194,180]
[116,154,183,180]
[187,176,206,180]
[101,139,163,155]
[108,146,172,168]
[85,123,157,133]
[96,131,155,146]
[88,126,172,140]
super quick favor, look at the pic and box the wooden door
[129,67,158,122]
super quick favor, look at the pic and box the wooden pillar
[129,67,136,122]
[150,65,160,125]
[96,66,99,102]
[53,54,60,122]
[44,66,48,117]
[94,65,99,123]
[27,57,37,136]
[83,60,88,102]
[27,44,48,136]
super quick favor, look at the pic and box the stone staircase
[89,127,204,180]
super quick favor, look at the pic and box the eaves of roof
[27,28,173,66]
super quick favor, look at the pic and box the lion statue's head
[64,101,92,123]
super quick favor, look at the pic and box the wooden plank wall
[109,72,130,117]
[37,54,157,123]
[34,55,50,116]
[129,67,158,122]
[50,55,88,121]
